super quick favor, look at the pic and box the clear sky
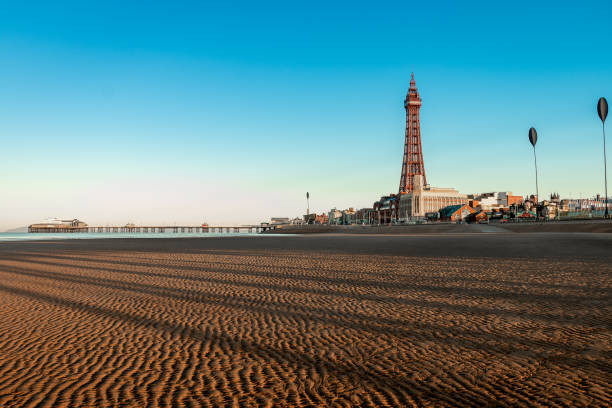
[1,1,611,229]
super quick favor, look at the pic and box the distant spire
[410,72,416,90]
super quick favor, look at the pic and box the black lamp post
[529,127,539,218]
[598,97,608,218]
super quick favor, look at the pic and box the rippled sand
[0,235,610,407]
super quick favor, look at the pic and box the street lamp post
[598,97,608,218]
[529,127,539,220]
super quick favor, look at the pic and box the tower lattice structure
[399,73,427,193]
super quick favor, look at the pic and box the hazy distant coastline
[3,226,28,233]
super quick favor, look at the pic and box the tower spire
[399,74,426,193]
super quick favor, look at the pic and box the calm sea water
[0,232,263,242]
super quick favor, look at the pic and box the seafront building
[270,217,290,225]
[328,208,356,225]
[566,195,611,212]
[372,195,399,224]
[438,204,476,222]
[468,192,523,211]
[398,175,469,221]
[28,218,88,233]
[303,213,329,224]
[354,208,375,224]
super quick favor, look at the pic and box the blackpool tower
[399,73,427,193]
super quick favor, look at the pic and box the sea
[0,231,261,242]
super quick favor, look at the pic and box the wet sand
[0,234,610,407]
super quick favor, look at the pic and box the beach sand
[0,233,610,407]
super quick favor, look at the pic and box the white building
[474,192,507,210]
[270,217,290,225]
[328,209,342,224]
[328,208,355,225]
[470,192,524,211]
[398,175,468,220]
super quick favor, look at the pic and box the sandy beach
[0,233,610,407]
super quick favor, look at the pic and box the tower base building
[398,175,468,221]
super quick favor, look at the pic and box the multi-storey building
[469,192,523,211]
[398,175,468,220]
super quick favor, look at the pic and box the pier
[28,225,277,234]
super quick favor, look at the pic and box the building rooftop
[439,204,464,218]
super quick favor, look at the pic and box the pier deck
[28,225,276,233]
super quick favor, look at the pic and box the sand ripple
[0,242,610,407]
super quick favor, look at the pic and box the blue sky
[1,1,611,229]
